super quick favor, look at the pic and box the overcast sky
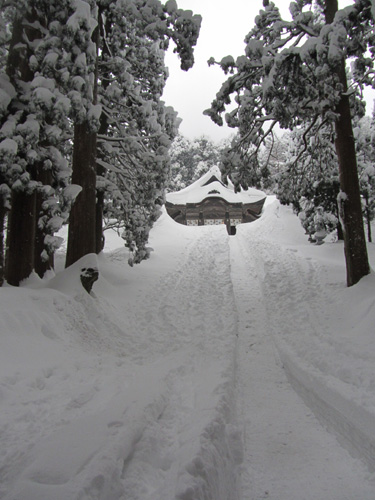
[162,0,374,143]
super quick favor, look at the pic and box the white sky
[162,0,375,143]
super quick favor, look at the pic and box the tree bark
[336,220,344,241]
[66,12,100,267]
[325,0,370,286]
[65,121,98,267]
[367,215,372,243]
[34,165,54,278]
[6,190,37,285]
[5,5,40,285]
[364,195,372,243]
[95,107,108,254]
[95,107,107,254]
[0,206,6,286]
[95,11,110,254]
[334,61,370,286]
[95,189,105,253]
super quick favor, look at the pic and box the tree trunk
[34,231,54,278]
[65,121,98,267]
[325,0,370,286]
[336,220,344,241]
[34,165,54,278]
[367,216,372,243]
[334,60,370,286]
[5,5,40,286]
[95,11,110,254]
[6,190,37,285]
[96,189,105,253]
[95,115,108,254]
[95,110,108,254]
[0,205,6,286]
[66,10,100,268]
[364,196,372,243]
[95,112,107,254]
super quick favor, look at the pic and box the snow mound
[1,200,375,499]
[238,202,375,473]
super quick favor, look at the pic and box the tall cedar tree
[0,0,201,282]
[90,0,201,265]
[0,0,83,285]
[65,1,101,268]
[4,6,40,285]
[329,1,369,285]
[205,0,373,286]
[67,0,201,267]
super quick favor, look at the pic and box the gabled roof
[166,166,266,205]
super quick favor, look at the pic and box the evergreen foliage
[205,0,374,286]
[275,122,341,240]
[267,113,375,243]
[355,114,375,241]
[0,0,201,283]
[167,135,224,191]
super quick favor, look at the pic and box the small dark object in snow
[80,267,99,294]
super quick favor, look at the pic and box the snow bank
[279,338,375,471]
[238,200,375,473]
[0,213,242,499]
[1,200,375,499]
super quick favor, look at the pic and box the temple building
[165,166,266,235]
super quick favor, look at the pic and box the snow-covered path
[118,219,374,499]
[1,203,375,499]
[230,232,374,499]
[117,228,241,500]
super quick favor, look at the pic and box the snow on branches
[205,0,373,285]
[93,0,201,265]
[0,0,202,282]
[205,0,374,157]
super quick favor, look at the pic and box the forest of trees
[255,111,375,244]
[167,134,228,191]
[205,0,374,286]
[1,0,375,289]
[0,0,201,284]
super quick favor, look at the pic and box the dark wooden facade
[166,168,266,234]
[166,196,266,235]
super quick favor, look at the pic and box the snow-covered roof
[166,166,266,205]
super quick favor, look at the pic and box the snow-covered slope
[1,201,374,499]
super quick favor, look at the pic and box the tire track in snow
[120,226,242,500]
[129,227,236,362]
[245,232,375,474]
[229,230,374,500]
[1,227,241,500]
[246,228,375,413]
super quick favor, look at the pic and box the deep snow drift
[1,200,375,500]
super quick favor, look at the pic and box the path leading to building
[1,207,374,500]
[229,231,374,500]
[118,221,374,499]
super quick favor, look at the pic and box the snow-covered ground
[1,199,375,500]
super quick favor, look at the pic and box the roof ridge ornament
[202,175,225,187]
[165,168,266,235]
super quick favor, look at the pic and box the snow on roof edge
[166,166,266,205]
